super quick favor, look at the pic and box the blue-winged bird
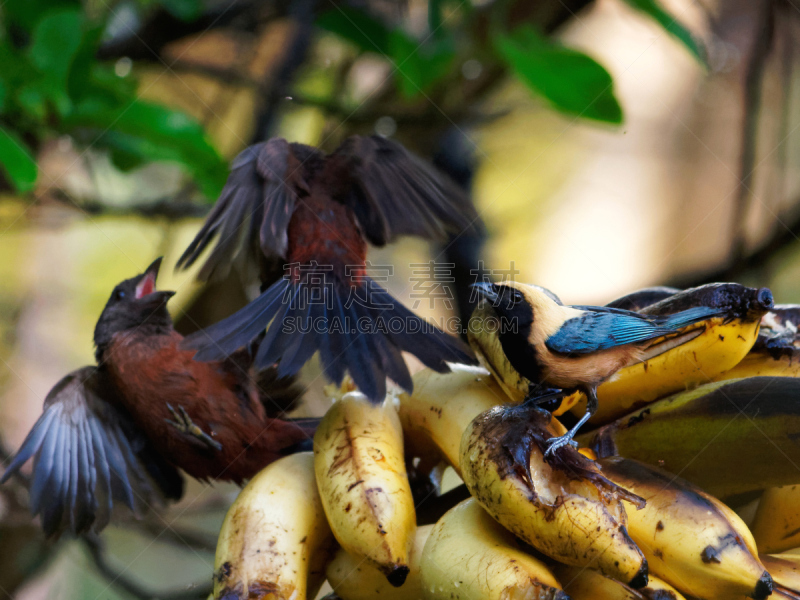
[176,135,479,402]
[470,281,729,453]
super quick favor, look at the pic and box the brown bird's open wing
[176,138,311,281]
[1,367,183,537]
[331,135,482,247]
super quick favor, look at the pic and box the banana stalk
[583,377,800,497]
[213,452,334,600]
[314,392,416,586]
[326,525,432,600]
[460,403,648,586]
[598,457,772,600]
[419,498,567,600]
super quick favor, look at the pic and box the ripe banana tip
[479,404,646,509]
[754,570,775,600]
[384,564,410,587]
[629,558,649,589]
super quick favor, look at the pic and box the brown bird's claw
[166,403,222,452]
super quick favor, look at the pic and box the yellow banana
[313,391,416,586]
[555,567,687,600]
[326,525,432,600]
[760,553,800,592]
[569,315,761,424]
[419,498,567,600]
[397,364,510,473]
[583,377,800,497]
[213,452,334,600]
[713,347,800,380]
[643,575,687,599]
[751,485,800,553]
[460,403,648,586]
[554,566,647,599]
[598,456,772,600]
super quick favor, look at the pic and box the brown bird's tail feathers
[182,270,477,403]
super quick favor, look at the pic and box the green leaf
[3,0,80,32]
[28,9,84,83]
[67,25,105,101]
[16,84,48,120]
[160,0,203,21]
[0,127,38,192]
[389,30,455,98]
[494,26,622,124]
[0,79,8,114]
[622,0,705,63]
[429,0,443,32]
[68,99,228,198]
[316,7,390,55]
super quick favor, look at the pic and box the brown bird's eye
[115,290,125,301]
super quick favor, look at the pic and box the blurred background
[0,0,796,597]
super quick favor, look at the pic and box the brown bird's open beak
[136,257,170,299]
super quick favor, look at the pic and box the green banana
[582,377,800,497]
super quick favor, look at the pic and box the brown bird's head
[94,257,176,360]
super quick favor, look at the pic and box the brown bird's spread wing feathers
[1,367,183,537]
[331,135,480,246]
[176,138,312,281]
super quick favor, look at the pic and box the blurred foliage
[317,0,701,119]
[0,0,227,197]
[0,0,701,200]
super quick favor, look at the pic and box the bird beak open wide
[472,282,499,304]
[135,257,175,300]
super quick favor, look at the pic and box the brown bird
[176,135,480,402]
[2,259,315,536]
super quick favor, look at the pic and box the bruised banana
[598,457,772,600]
[555,567,687,600]
[314,391,416,586]
[568,283,773,424]
[553,566,642,600]
[397,364,510,473]
[419,498,567,600]
[759,553,800,594]
[213,452,334,600]
[326,525,432,600]
[584,377,800,497]
[460,403,648,586]
[751,485,800,554]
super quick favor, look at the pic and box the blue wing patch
[545,306,722,355]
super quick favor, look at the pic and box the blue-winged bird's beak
[472,282,499,303]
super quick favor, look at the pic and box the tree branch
[730,0,775,265]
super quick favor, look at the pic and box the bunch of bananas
[212,282,800,600]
